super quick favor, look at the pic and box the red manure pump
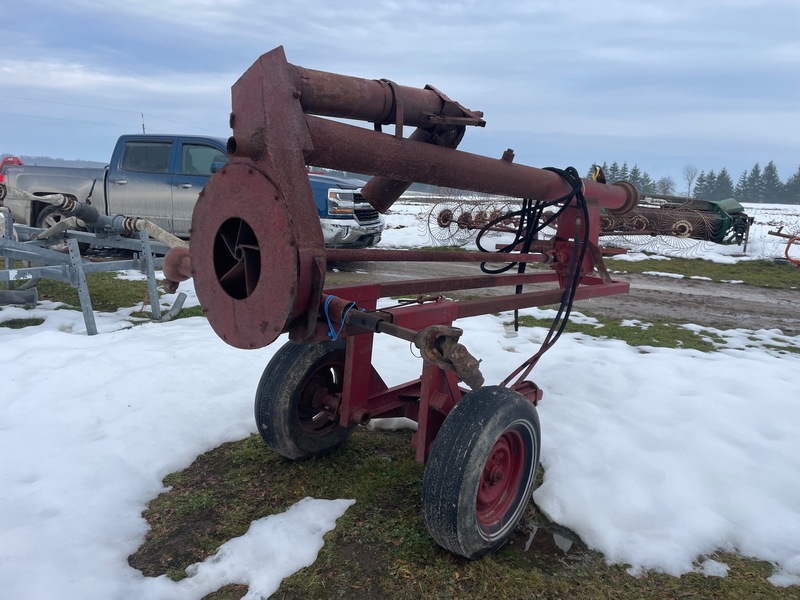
[164,46,639,559]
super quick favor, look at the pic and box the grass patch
[130,429,795,599]
[0,317,45,329]
[513,314,726,352]
[3,260,203,327]
[33,272,150,313]
[171,305,205,319]
[763,344,800,355]
[606,257,800,289]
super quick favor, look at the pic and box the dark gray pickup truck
[2,134,384,246]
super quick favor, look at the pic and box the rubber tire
[255,339,355,460]
[36,204,72,229]
[35,204,91,253]
[422,386,541,559]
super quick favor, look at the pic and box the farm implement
[0,186,186,333]
[425,191,753,249]
[163,46,639,558]
[769,226,800,267]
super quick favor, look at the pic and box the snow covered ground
[2,201,799,598]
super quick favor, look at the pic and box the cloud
[3,0,799,178]
[0,60,228,97]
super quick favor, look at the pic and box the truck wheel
[255,339,355,460]
[422,386,540,559]
[36,204,72,230]
[35,205,90,253]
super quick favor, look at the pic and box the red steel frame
[322,270,628,462]
[166,45,639,464]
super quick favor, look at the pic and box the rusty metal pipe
[361,125,466,210]
[291,65,480,129]
[326,248,548,264]
[344,308,418,342]
[304,116,638,213]
[327,272,559,300]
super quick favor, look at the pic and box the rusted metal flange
[190,162,305,349]
[606,181,640,215]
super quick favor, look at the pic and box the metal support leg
[2,210,12,289]
[68,237,97,335]
[139,231,162,320]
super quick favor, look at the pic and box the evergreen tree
[746,163,763,202]
[694,170,707,198]
[761,161,782,202]
[607,161,621,182]
[705,170,717,199]
[628,164,642,188]
[715,168,735,199]
[784,165,800,204]
[640,170,656,194]
[577,160,794,202]
[734,170,749,201]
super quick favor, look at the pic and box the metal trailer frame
[163,46,640,558]
[0,219,184,334]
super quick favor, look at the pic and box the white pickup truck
[2,134,384,247]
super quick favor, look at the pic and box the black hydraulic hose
[499,166,591,387]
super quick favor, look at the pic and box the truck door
[109,140,174,231]
[172,142,228,237]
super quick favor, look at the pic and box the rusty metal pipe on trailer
[326,248,550,264]
[303,115,638,214]
[287,65,485,131]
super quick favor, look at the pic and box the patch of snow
[3,201,800,597]
[698,559,729,577]
[139,498,354,600]
[642,271,685,279]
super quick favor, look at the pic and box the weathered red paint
[179,45,638,462]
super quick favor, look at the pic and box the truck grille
[354,207,379,223]
[352,192,379,223]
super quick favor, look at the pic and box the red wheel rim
[296,360,343,437]
[476,429,526,528]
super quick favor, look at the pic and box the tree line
[589,161,800,204]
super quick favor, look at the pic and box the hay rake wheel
[424,200,475,246]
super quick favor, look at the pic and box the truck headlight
[327,191,354,215]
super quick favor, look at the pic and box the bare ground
[573,272,800,336]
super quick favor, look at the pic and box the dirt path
[572,272,800,335]
[326,261,800,336]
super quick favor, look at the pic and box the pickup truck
[2,134,384,247]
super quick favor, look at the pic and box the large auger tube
[171,45,638,350]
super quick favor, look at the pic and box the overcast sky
[2,0,798,185]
